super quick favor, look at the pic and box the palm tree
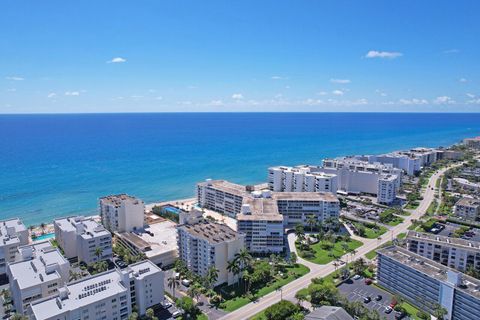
[94,247,103,260]
[234,248,252,271]
[294,224,305,242]
[307,215,317,232]
[187,283,202,302]
[205,266,219,290]
[40,223,46,235]
[167,275,180,300]
[227,259,241,287]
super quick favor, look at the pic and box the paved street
[219,163,463,320]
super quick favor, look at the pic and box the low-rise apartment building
[268,166,338,193]
[0,218,29,275]
[100,194,145,233]
[7,241,70,314]
[378,246,480,320]
[406,230,480,273]
[54,216,113,264]
[454,197,480,222]
[177,219,245,286]
[29,260,164,320]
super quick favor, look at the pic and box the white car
[181,279,191,287]
[172,310,183,318]
[163,301,172,308]
[384,306,393,314]
[352,274,361,280]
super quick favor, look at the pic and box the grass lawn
[298,239,363,264]
[386,216,404,226]
[402,301,422,320]
[352,222,388,239]
[196,314,208,320]
[405,201,420,209]
[219,264,310,312]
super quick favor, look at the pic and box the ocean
[1,112,480,226]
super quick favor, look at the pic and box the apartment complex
[464,136,480,150]
[7,241,70,314]
[406,230,480,273]
[54,216,113,264]
[29,260,164,320]
[268,166,338,193]
[196,179,247,218]
[454,198,480,222]
[100,194,145,233]
[115,219,178,268]
[177,219,245,286]
[377,174,398,205]
[0,218,29,275]
[377,246,480,320]
[237,195,285,254]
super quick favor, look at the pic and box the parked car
[395,311,405,319]
[163,301,172,308]
[384,306,393,314]
[181,279,191,287]
[389,301,398,308]
[375,294,382,301]
[363,296,371,303]
[364,278,372,285]
[352,274,361,280]
[172,310,183,318]
[175,272,180,279]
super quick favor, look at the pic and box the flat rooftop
[117,219,177,258]
[9,241,68,290]
[30,269,127,320]
[100,194,143,206]
[238,197,283,221]
[178,220,241,244]
[198,179,250,197]
[378,246,480,299]
[55,216,110,239]
[273,191,339,202]
[407,230,480,252]
[456,197,480,207]
[0,218,26,245]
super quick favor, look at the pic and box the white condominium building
[268,166,338,193]
[237,194,285,254]
[0,218,29,275]
[377,174,397,205]
[378,246,480,320]
[464,136,480,149]
[196,179,246,218]
[454,197,480,222]
[54,216,113,264]
[7,241,70,314]
[177,220,245,286]
[29,260,164,320]
[406,230,480,273]
[100,194,145,233]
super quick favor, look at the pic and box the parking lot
[338,277,398,320]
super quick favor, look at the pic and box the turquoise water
[33,233,55,241]
[1,112,480,226]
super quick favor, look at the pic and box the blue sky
[1,0,479,113]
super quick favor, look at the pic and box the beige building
[177,219,245,286]
[100,194,145,233]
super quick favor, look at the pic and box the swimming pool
[34,233,55,241]
[163,206,181,214]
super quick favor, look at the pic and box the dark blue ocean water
[1,113,480,226]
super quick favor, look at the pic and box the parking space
[338,277,397,320]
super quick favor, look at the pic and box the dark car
[364,278,372,285]
[363,296,371,303]
[375,294,382,301]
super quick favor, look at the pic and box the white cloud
[330,78,351,84]
[375,89,387,97]
[443,49,460,54]
[47,92,57,98]
[271,76,287,80]
[5,76,24,81]
[107,57,127,63]
[365,50,403,59]
[210,100,224,106]
[467,98,480,105]
[433,96,455,104]
[155,96,163,100]
[459,78,468,83]
[232,93,244,100]
[398,98,428,105]
[130,95,144,99]
[332,90,344,96]
[65,91,80,96]
[466,93,476,98]
[317,91,328,96]
[6,88,16,92]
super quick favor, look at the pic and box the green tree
[145,308,156,320]
[187,283,202,302]
[205,266,219,290]
[128,312,138,320]
[10,314,28,320]
[176,296,200,319]
[264,300,300,320]
[227,259,241,287]
[432,303,448,320]
[94,247,103,260]
[306,215,317,232]
[289,252,298,266]
[308,281,339,306]
[295,290,308,306]
[167,275,180,300]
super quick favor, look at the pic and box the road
[219,164,461,320]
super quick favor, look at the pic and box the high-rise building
[0,218,29,275]
[100,194,145,233]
